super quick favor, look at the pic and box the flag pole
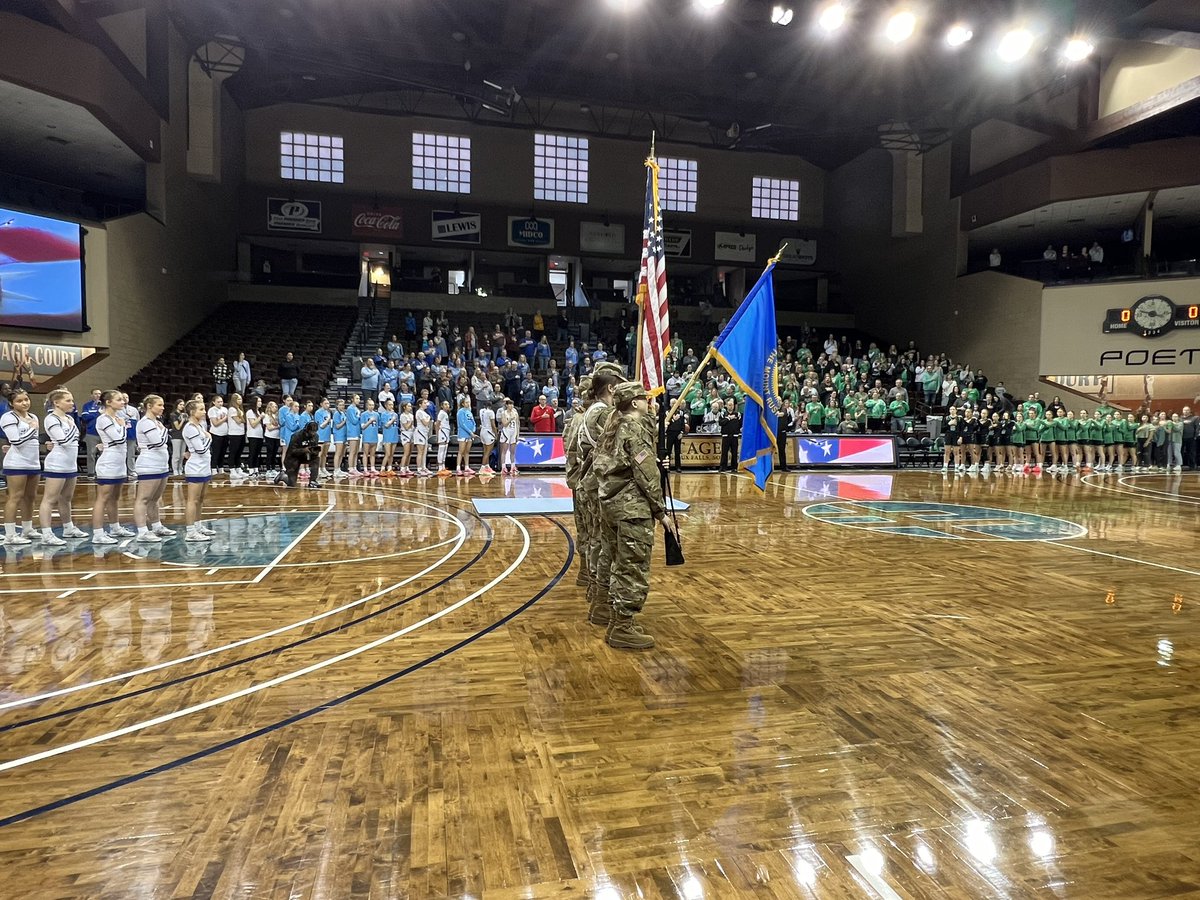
[663,244,788,423]
[633,131,656,385]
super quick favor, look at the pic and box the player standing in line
[182,398,215,542]
[413,399,432,477]
[133,394,175,543]
[498,397,521,476]
[344,393,362,476]
[40,388,88,543]
[477,399,497,475]
[92,390,133,544]
[1,388,43,545]
[315,397,333,478]
[435,400,452,476]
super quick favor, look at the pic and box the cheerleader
[315,397,333,477]
[380,399,400,475]
[477,400,497,475]
[331,399,348,477]
[181,398,214,541]
[226,393,247,473]
[436,400,452,475]
[498,397,520,476]
[344,394,363,476]
[940,408,960,472]
[359,398,381,476]
[455,397,476,476]
[414,399,432,477]
[133,394,175,542]
[40,388,87,544]
[1,388,42,544]
[169,399,187,475]
[206,395,228,474]
[245,396,265,475]
[397,401,414,476]
[92,390,132,544]
[123,392,139,476]
[263,401,281,471]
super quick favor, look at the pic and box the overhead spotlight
[604,0,640,10]
[997,27,1034,63]
[945,24,973,47]
[771,4,794,26]
[693,0,725,12]
[1063,37,1094,62]
[884,10,917,44]
[817,2,846,33]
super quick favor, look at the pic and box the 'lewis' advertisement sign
[352,205,404,238]
[432,210,482,244]
[508,216,555,249]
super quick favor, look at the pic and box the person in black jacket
[275,422,321,488]
[665,407,688,471]
[776,400,795,471]
[718,398,741,472]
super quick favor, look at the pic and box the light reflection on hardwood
[0,471,1198,899]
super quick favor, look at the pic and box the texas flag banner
[514,436,566,467]
[794,436,897,466]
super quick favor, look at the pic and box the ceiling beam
[1131,28,1200,49]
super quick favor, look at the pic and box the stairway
[331,297,389,400]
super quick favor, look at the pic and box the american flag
[636,157,669,397]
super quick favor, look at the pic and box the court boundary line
[0,523,495,735]
[0,517,530,774]
[0,519,470,712]
[0,517,572,829]
[1055,541,1200,577]
[250,499,334,583]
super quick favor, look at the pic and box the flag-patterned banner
[636,157,669,397]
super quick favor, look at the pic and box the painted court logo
[804,501,1087,542]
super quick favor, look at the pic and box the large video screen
[0,207,85,332]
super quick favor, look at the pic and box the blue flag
[711,263,781,492]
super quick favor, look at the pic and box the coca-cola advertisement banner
[352,205,404,238]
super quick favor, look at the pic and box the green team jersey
[824,405,841,426]
[805,401,825,425]
[1100,420,1116,444]
[866,398,887,417]
[1052,418,1068,442]
[1060,418,1078,442]
[1010,420,1026,445]
[1080,419,1098,441]
[1036,419,1054,440]
[1122,419,1138,442]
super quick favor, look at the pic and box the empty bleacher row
[120,302,357,402]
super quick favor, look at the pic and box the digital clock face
[1103,295,1200,338]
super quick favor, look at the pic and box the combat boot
[605,612,655,650]
[587,590,612,625]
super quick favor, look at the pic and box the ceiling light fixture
[817,2,847,33]
[605,0,641,10]
[771,5,794,26]
[997,27,1034,63]
[1063,37,1094,62]
[693,0,725,13]
[884,9,917,43]
[945,23,972,47]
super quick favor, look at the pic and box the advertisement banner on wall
[508,216,555,249]
[778,239,818,266]
[267,198,322,233]
[715,231,756,262]
[352,205,404,238]
[664,230,692,258]
[579,221,626,254]
[1041,280,1200,374]
[431,210,482,244]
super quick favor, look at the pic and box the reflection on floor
[0,470,1197,898]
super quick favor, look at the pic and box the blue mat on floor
[472,497,689,516]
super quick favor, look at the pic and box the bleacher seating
[120,302,356,402]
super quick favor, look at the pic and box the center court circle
[804,501,1088,542]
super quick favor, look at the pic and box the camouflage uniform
[563,376,592,589]
[596,412,666,618]
[576,399,615,603]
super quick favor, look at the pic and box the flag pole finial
[649,131,656,162]
[767,242,788,265]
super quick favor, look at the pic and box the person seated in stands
[518,330,536,361]
[504,307,522,331]
[519,372,540,418]
[535,336,551,373]
[1043,244,1058,261]
[532,309,545,340]
[387,334,405,363]
[516,353,530,378]
[989,248,1002,268]
[1088,241,1104,264]
[422,311,434,339]
[404,311,417,341]
[592,342,608,362]
[887,379,908,404]
[681,348,698,373]
[888,394,910,432]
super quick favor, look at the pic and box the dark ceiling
[156,0,1178,169]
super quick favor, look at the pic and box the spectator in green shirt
[887,397,909,433]
[805,399,825,431]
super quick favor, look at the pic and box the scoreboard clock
[1102,294,1200,338]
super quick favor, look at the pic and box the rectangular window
[534,133,589,203]
[657,157,697,213]
[280,131,344,184]
[412,132,472,194]
[751,176,799,221]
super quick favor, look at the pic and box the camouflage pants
[571,488,595,589]
[599,511,654,615]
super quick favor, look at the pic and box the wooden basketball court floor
[0,469,1198,899]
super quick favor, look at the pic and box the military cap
[593,361,626,379]
[613,381,647,406]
